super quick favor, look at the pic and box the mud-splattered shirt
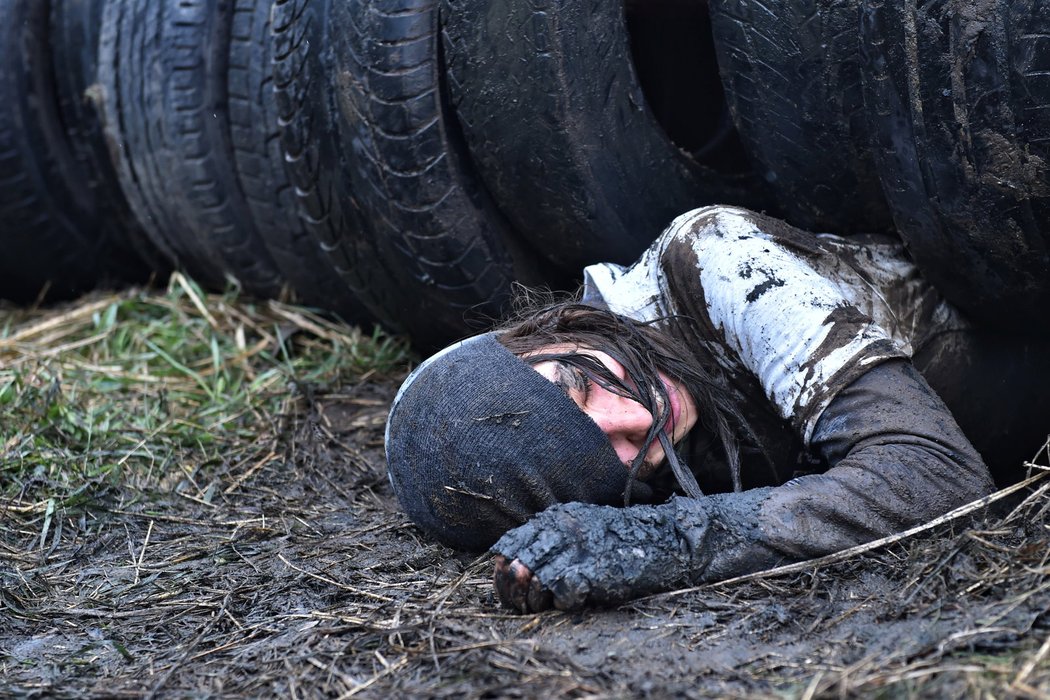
[493,206,995,608]
[580,205,968,445]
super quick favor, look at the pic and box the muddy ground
[2,377,1049,699]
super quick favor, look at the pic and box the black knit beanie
[384,333,630,551]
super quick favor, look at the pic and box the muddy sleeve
[756,358,995,557]
[493,360,995,609]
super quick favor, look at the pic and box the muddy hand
[493,555,553,613]
[492,500,711,610]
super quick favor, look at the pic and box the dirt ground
[2,377,1049,699]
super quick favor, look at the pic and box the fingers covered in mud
[491,500,707,611]
[493,555,554,613]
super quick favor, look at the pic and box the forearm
[493,360,994,609]
[492,490,779,608]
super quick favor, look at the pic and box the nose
[589,397,654,465]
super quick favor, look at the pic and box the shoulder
[654,206,843,330]
[656,205,825,280]
[653,206,909,443]
[581,206,816,322]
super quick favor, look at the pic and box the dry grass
[0,274,407,512]
[1,285,1048,699]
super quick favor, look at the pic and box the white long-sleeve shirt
[581,205,968,444]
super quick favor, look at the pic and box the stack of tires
[2,0,1047,346]
[710,0,1050,334]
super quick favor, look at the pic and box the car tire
[228,0,368,320]
[50,0,170,280]
[709,0,892,233]
[273,0,400,325]
[860,0,1050,332]
[0,0,126,301]
[100,0,285,297]
[328,0,545,347]
[441,0,768,272]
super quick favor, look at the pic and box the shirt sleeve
[754,358,995,556]
[691,359,993,581]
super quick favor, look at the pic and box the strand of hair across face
[496,301,758,500]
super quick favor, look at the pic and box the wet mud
[2,378,1048,698]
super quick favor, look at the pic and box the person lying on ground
[384,204,1040,613]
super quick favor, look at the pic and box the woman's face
[527,344,698,476]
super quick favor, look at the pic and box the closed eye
[569,365,592,403]
[553,362,591,403]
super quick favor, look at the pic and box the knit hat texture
[385,333,628,551]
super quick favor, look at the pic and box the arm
[492,359,993,610]
[494,206,992,610]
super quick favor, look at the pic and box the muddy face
[526,343,698,475]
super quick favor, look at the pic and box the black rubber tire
[99,0,284,298]
[441,0,768,272]
[272,0,397,327]
[328,0,545,346]
[0,0,121,301]
[49,0,170,280]
[227,0,368,320]
[709,0,893,233]
[860,0,1050,332]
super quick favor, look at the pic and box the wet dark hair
[496,299,755,501]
